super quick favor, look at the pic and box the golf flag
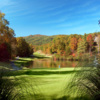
[59,65,60,68]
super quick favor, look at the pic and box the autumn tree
[0,12,15,44]
[16,37,33,57]
[78,37,82,43]
[83,33,87,41]
[0,43,11,61]
[0,12,16,61]
[94,35,100,54]
[65,46,71,56]
[87,34,93,54]
[69,37,78,52]
[51,43,57,53]
[77,39,86,56]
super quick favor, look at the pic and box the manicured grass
[13,52,51,67]
[34,51,52,58]
[8,68,91,100]
[12,57,34,67]
[0,61,92,100]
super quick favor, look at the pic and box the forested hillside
[31,32,100,60]
[24,34,56,45]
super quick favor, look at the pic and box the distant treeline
[33,33,100,60]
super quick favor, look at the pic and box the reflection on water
[27,59,79,68]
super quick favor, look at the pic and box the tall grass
[0,69,20,100]
[69,55,100,100]
[0,68,43,100]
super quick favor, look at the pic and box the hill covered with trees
[24,34,56,45]
[30,32,100,61]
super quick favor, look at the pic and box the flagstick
[59,65,60,74]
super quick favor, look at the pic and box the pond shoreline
[11,52,94,69]
[12,53,51,68]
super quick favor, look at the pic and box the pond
[26,59,84,68]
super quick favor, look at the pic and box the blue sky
[0,0,100,37]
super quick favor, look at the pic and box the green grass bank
[5,67,91,100]
[13,52,51,68]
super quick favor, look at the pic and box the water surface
[27,59,80,68]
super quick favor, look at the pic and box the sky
[0,0,100,37]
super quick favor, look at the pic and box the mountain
[24,34,55,45]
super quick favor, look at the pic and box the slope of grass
[0,61,92,100]
[34,51,52,57]
[8,68,91,100]
[13,52,51,68]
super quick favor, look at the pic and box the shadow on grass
[5,69,91,76]
[24,70,79,75]
[14,61,32,66]
[52,96,91,100]
[29,94,91,100]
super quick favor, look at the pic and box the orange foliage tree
[0,12,16,61]
[69,37,78,52]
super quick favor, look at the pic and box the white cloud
[0,0,16,8]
